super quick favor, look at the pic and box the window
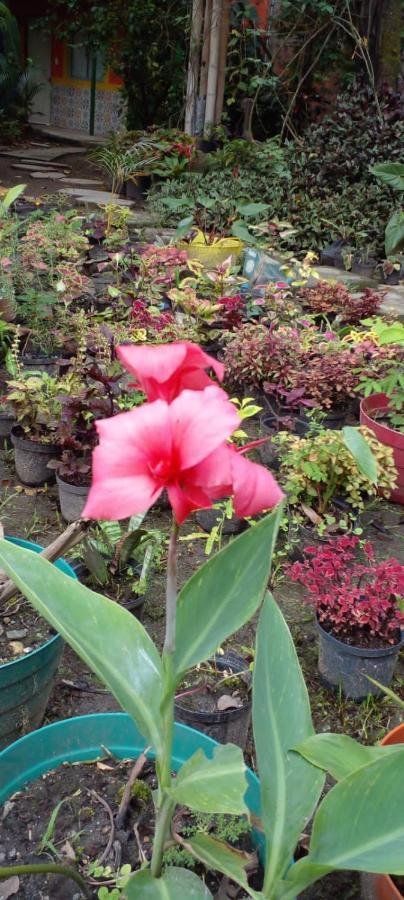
[69,34,105,82]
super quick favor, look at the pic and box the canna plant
[0,344,403,898]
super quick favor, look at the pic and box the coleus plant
[288,536,404,647]
[296,281,384,325]
[0,344,403,898]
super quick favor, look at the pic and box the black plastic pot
[174,652,251,749]
[351,257,377,278]
[317,619,403,701]
[125,176,151,203]
[56,474,90,523]
[120,594,145,622]
[0,410,14,447]
[259,413,281,470]
[298,404,352,432]
[11,428,59,486]
[21,355,61,375]
[196,505,247,535]
[320,239,349,269]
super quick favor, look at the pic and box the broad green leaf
[0,541,164,755]
[236,201,269,218]
[175,215,194,240]
[253,595,324,897]
[124,866,213,898]
[342,426,378,483]
[294,733,403,781]
[370,162,404,191]
[173,505,283,679]
[169,744,248,815]
[385,210,404,255]
[283,750,404,897]
[187,833,261,900]
[378,323,404,346]
[231,220,256,244]
[1,182,26,212]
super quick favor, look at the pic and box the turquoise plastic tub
[0,711,261,817]
[0,537,77,750]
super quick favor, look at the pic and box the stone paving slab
[0,146,86,160]
[31,171,66,180]
[60,177,103,186]
[12,163,70,173]
[60,187,133,207]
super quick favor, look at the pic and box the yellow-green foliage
[277,426,397,515]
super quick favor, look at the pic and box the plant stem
[150,517,180,879]
[163,520,179,655]
[0,864,91,898]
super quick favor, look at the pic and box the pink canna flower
[117,341,224,402]
[83,386,283,524]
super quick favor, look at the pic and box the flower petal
[83,470,162,521]
[170,387,240,470]
[167,482,211,524]
[230,451,284,517]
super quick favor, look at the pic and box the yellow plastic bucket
[178,237,244,269]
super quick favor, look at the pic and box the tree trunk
[375,0,402,88]
[214,0,231,124]
[185,0,204,133]
[204,0,222,132]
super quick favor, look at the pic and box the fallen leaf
[301,503,323,526]
[8,642,24,655]
[96,762,114,771]
[0,876,19,898]
[217,694,243,711]
[61,840,76,861]
[1,800,14,821]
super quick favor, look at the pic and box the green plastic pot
[0,537,77,750]
[0,712,261,824]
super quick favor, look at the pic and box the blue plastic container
[0,537,77,750]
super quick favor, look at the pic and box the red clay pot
[360,393,404,505]
[365,723,404,899]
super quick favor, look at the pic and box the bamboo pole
[185,0,204,134]
[214,0,231,124]
[203,0,222,132]
[0,521,88,604]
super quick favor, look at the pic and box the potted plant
[163,195,269,268]
[0,535,77,751]
[223,322,302,412]
[49,365,123,521]
[275,424,398,541]
[288,536,404,700]
[174,651,252,750]
[76,515,165,619]
[370,162,404,261]
[6,371,75,486]
[296,280,384,325]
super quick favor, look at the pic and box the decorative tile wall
[50,85,125,135]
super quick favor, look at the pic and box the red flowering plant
[0,340,285,896]
[288,535,404,647]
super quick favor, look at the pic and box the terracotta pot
[362,724,404,900]
[360,393,404,505]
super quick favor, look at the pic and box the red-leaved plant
[288,536,404,647]
[296,281,384,325]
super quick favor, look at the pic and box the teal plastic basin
[0,537,77,750]
[0,711,261,820]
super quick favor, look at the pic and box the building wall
[50,37,125,134]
